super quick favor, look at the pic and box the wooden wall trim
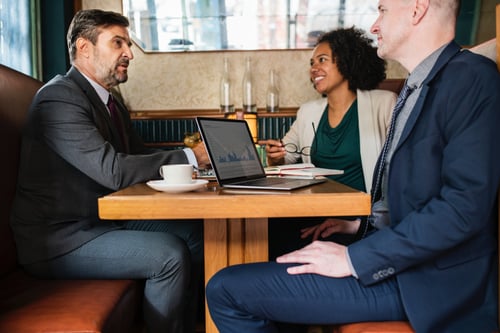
[130,108,298,120]
[496,4,499,71]
[73,0,82,12]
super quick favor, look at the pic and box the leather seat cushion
[0,270,142,333]
[333,321,414,333]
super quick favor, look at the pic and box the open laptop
[196,117,326,190]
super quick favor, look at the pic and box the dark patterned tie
[371,83,414,202]
[107,94,126,150]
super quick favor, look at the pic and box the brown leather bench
[0,64,143,333]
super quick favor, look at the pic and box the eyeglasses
[281,122,317,157]
[283,143,311,156]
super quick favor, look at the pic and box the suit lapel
[66,67,129,152]
[395,42,463,150]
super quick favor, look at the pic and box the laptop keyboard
[240,177,296,186]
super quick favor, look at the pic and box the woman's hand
[259,139,286,166]
[300,218,361,241]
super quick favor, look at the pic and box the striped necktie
[371,83,414,202]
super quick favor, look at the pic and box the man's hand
[276,240,352,278]
[191,142,211,170]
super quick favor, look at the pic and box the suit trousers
[24,219,203,333]
[206,261,407,333]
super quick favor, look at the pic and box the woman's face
[309,42,346,95]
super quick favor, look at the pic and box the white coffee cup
[159,164,194,184]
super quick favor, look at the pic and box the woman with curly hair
[266,27,395,191]
[265,27,397,266]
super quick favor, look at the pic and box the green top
[311,100,366,192]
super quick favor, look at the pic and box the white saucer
[146,179,209,193]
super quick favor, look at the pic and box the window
[123,0,484,53]
[123,0,378,52]
[0,0,35,75]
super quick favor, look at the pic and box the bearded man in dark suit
[11,9,209,333]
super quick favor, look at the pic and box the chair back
[496,3,499,324]
[497,4,500,71]
[0,65,43,276]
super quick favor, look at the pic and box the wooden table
[98,180,371,333]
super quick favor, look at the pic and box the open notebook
[265,163,343,179]
[196,117,326,190]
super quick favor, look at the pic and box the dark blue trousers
[206,261,407,333]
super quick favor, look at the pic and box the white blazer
[282,89,397,193]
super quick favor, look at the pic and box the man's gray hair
[67,9,129,63]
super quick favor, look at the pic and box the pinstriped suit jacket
[11,66,189,265]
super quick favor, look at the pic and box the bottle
[266,69,279,113]
[227,56,258,142]
[219,57,234,113]
[242,56,257,113]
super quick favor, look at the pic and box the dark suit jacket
[349,42,500,332]
[11,67,189,265]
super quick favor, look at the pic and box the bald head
[429,0,460,25]
[371,0,460,72]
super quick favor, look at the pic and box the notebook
[196,117,326,190]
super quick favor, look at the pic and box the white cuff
[183,148,198,169]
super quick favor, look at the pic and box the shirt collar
[407,43,448,90]
[80,72,112,104]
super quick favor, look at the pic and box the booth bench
[0,64,143,333]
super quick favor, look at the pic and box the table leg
[204,218,228,333]
[203,218,269,333]
[244,218,268,263]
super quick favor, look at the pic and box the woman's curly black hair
[316,27,387,92]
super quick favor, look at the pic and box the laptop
[195,117,326,190]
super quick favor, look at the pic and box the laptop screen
[196,117,265,182]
